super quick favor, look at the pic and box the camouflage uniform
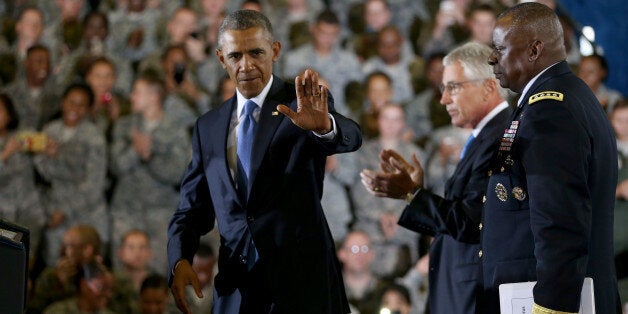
[34,119,109,264]
[350,139,426,278]
[2,78,60,131]
[281,43,362,116]
[109,114,191,274]
[362,56,417,104]
[43,298,117,314]
[107,8,162,62]
[0,132,45,255]
[55,46,134,96]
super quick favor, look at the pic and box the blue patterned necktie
[460,133,475,160]
[237,100,258,201]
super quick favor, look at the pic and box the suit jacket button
[247,216,254,223]
[478,250,483,258]
[488,170,492,176]
[478,223,483,231]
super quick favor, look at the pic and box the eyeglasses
[348,244,370,254]
[439,78,487,95]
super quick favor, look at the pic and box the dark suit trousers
[212,260,275,313]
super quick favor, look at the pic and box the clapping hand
[276,69,332,134]
[360,149,423,199]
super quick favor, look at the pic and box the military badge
[528,91,564,104]
[500,121,519,151]
[512,187,527,201]
[505,155,514,166]
[495,183,508,201]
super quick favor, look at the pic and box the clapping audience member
[108,0,161,63]
[0,93,45,258]
[40,0,85,64]
[33,83,109,266]
[577,54,624,112]
[43,261,115,314]
[352,103,424,279]
[84,57,130,139]
[109,75,191,275]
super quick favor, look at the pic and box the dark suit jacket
[398,106,511,314]
[481,61,621,313]
[167,76,361,313]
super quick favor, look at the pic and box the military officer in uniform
[483,2,621,313]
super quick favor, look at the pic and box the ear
[271,41,281,63]
[528,40,544,62]
[215,48,227,69]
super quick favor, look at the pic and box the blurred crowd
[0,0,625,313]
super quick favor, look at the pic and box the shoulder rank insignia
[528,91,563,105]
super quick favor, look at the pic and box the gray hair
[443,42,508,99]
[217,10,274,49]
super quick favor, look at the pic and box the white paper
[499,277,595,314]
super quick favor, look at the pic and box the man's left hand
[277,69,331,134]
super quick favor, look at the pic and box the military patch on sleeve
[528,91,564,105]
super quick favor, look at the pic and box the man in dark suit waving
[167,9,361,313]
[361,42,511,313]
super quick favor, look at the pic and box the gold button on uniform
[478,250,483,258]
[482,195,487,203]
[488,170,492,176]
[478,223,483,231]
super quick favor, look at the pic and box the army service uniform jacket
[480,61,621,313]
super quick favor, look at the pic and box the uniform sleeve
[522,102,590,311]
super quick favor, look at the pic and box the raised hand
[276,69,332,134]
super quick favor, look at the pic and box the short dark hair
[380,283,411,306]
[140,273,169,293]
[316,9,340,25]
[217,10,274,49]
[366,70,392,87]
[26,44,49,58]
[74,261,109,289]
[82,11,109,30]
[62,83,95,108]
[0,93,19,130]
[583,54,610,81]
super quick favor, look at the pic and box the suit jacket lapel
[445,107,512,195]
[215,98,242,205]
[247,76,287,198]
